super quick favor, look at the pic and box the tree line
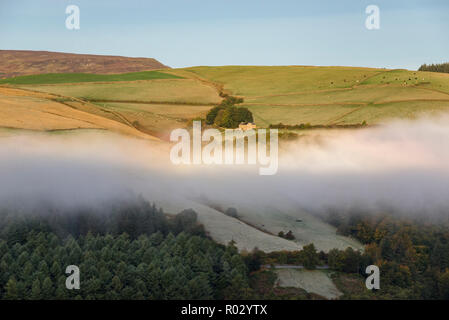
[0,198,252,300]
[243,210,449,299]
[326,211,449,299]
[2,197,449,299]
[418,63,449,74]
[0,231,253,299]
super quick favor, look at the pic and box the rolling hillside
[0,86,156,139]
[3,64,449,139]
[0,69,220,139]
[0,50,168,78]
[10,63,449,253]
[0,71,181,85]
[177,66,449,126]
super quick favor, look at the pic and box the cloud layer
[1,115,449,219]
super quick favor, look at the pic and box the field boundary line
[326,106,365,125]
[246,87,355,99]
[372,98,449,105]
[241,102,367,107]
[86,98,215,107]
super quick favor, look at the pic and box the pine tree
[5,277,19,300]
[42,277,54,299]
[31,279,41,300]
[111,275,122,292]
[50,261,61,278]
[188,273,213,300]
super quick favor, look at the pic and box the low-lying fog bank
[1,115,449,221]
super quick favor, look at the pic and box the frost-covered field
[154,197,302,252]
[230,202,363,252]
[197,195,363,252]
[153,195,362,253]
[275,269,342,299]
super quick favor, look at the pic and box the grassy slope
[21,79,221,105]
[2,70,222,139]
[0,87,154,139]
[204,200,363,252]
[3,65,449,144]
[9,66,449,132]
[94,102,211,139]
[178,66,449,126]
[182,66,382,95]
[0,70,181,84]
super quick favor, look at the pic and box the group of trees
[0,231,251,300]
[246,244,324,271]
[0,198,204,242]
[278,230,295,240]
[325,211,449,299]
[206,95,253,128]
[0,198,252,300]
[243,209,449,299]
[418,63,449,74]
[2,195,449,300]
[0,197,336,300]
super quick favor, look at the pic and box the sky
[0,0,448,69]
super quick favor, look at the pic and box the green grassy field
[181,66,382,96]
[246,104,361,126]
[245,85,449,105]
[3,65,449,136]
[18,79,221,105]
[0,70,181,85]
[361,69,449,94]
[93,102,211,138]
[176,66,449,126]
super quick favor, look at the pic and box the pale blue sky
[0,0,448,69]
